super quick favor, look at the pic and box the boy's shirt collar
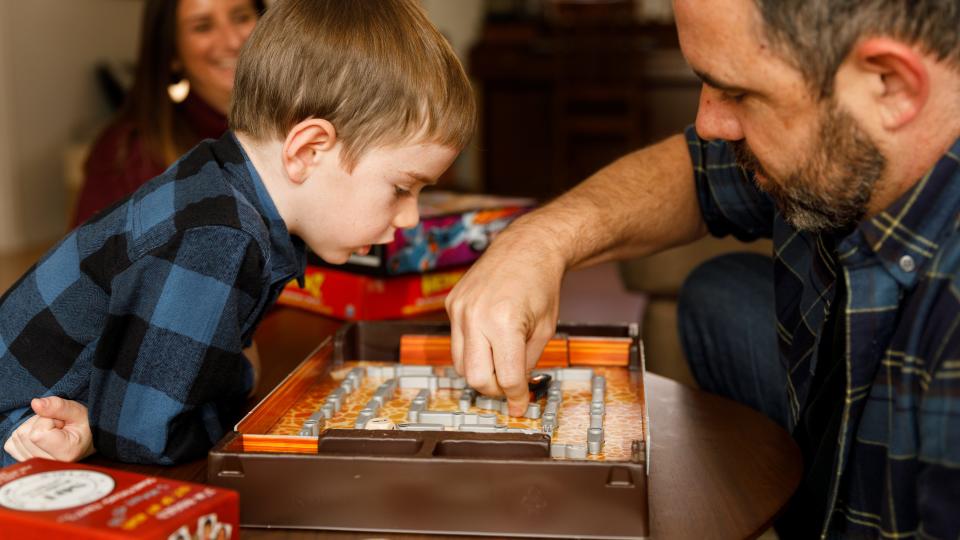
[221,131,307,286]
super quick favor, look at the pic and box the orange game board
[208,321,650,539]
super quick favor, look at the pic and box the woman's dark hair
[122,0,267,166]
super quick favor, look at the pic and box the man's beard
[732,100,887,233]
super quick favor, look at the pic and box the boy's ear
[840,37,929,130]
[281,118,338,184]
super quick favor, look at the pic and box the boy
[0,0,475,465]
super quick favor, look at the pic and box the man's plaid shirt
[0,132,305,465]
[687,125,960,539]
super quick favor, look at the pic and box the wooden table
[91,307,802,539]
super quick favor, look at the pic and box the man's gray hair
[754,0,960,98]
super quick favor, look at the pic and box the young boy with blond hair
[0,0,475,465]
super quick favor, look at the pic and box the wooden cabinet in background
[470,25,701,197]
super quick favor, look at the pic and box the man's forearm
[499,133,707,271]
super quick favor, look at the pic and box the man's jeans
[678,252,791,429]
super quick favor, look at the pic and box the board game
[208,321,650,539]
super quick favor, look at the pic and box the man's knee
[678,251,774,328]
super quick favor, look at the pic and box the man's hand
[3,397,95,462]
[446,225,566,416]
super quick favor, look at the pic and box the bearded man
[445,1,960,537]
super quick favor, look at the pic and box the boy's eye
[394,185,412,198]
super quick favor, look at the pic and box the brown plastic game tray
[208,321,650,539]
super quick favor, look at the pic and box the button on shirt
[0,132,306,465]
[687,125,960,539]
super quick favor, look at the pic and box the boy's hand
[3,397,95,462]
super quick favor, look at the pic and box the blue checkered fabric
[0,132,305,465]
[687,125,960,539]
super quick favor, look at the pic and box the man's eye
[723,91,746,103]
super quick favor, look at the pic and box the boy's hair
[229,0,476,170]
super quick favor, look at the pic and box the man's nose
[694,85,744,142]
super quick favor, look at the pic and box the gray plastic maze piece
[366,365,397,379]
[321,403,335,419]
[372,381,397,404]
[396,422,445,431]
[348,367,365,383]
[299,419,321,437]
[458,389,477,411]
[541,421,556,435]
[590,413,604,429]
[340,378,355,394]
[449,377,466,389]
[502,427,544,435]
[418,410,459,427]
[478,413,497,425]
[438,377,452,389]
[325,388,345,412]
[397,365,435,376]
[590,402,605,415]
[557,367,594,382]
[308,411,324,423]
[550,443,567,458]
[524,402,542,419]
[591,374,606,388]
[475,395,503,411]
[588,428,604,455]
[566,443,588,459]
[458,412,480,426]
[544,400,559,416]
[355,409,376,429]
[407,398,427,422]
[443,367,459,378]
[542,412,557,423]
[364,399,382,415]
[458,424,505,433]
[414,388,430,402]
[399,375,439,392]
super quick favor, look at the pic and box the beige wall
[0,0,142,255]
[0,0,485,255]
[421,0,484,192]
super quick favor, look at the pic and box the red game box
[0,458,238,540]
[278,264,467,320]
[327,191,535,276]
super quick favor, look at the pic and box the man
[445,0,960,537]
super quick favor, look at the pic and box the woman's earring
[167,77,190,103]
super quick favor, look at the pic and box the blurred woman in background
[72,0,266,226]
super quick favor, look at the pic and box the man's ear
[281,118,338,184]
[840,37,929,130]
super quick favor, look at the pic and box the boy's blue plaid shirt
[687,125,960,539]
[0,132,305,465]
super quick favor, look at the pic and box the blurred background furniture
[470,0,773,386]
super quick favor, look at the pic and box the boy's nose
[393,200,420,229]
